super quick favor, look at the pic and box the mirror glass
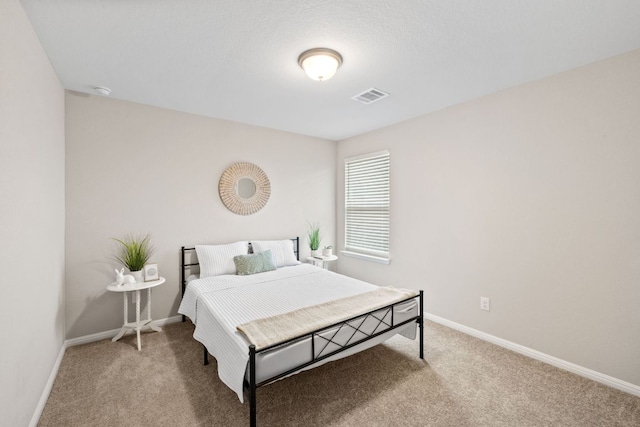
[236,177,256,199]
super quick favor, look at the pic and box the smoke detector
[92,86,111,96]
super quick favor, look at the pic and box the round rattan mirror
[219,162,270,215]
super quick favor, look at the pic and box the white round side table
[107,277,165,351]
[306,255,338,269]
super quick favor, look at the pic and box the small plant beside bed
[307,222,322,257]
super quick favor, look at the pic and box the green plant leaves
[112,234,153,271]
[307,222,321,251]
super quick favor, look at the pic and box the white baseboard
[31,315,183,426]
[424,312,640,398]
[65,315,183,347]
[28,341,66,427]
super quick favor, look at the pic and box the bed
[178,238,424,426]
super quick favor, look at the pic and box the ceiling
[20,0,640,141]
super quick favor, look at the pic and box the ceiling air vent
[351,87,389,105]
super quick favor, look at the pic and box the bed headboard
[180,237,300,297]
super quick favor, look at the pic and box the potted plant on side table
[307,222,322,258]
[113,234,154,283]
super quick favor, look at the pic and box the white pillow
[196,241,249,278]
[250,240,300,268]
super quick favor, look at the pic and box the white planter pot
[130,270,143,283]
[323,248,333,257]
[310,249,319,258]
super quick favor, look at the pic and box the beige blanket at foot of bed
[237,287,418,350]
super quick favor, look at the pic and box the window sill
[340,251,391,265]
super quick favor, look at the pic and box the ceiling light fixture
[298,48,343,81]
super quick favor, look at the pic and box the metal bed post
[419,290,424,360]
[181,246,186,322]
[249,345,257,427]
[203,345,209,365]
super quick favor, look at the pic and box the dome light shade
[298,48,343,81]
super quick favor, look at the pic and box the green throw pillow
[234,250,277,276]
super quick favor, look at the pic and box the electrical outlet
[480,297,490,311]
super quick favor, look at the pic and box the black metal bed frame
[180,238,424,427]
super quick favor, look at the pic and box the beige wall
[0,0,66,425]
[65,94,336,338]
[337,49,640,386]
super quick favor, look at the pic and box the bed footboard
[246,290,424,427]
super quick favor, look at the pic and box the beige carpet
[39,321,639,426]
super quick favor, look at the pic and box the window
[344,150,390,263]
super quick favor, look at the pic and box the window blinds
[344,150,390,259]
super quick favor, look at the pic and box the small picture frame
[144,263,159,282]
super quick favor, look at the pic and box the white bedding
[178,264,418,401]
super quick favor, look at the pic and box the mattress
[178,264,418,401]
